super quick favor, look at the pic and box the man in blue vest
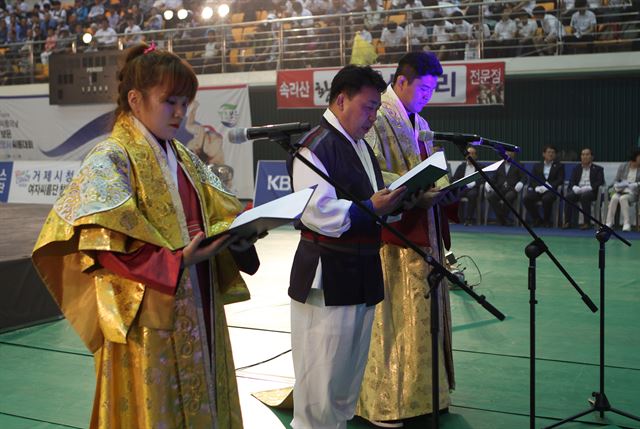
[288,65,407,429]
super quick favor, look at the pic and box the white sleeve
[292,147,353,237]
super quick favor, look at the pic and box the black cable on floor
[235,348,292,371]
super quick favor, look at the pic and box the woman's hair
[116,43,198,117]
[630,148,640,162]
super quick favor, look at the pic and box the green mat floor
[1,228,638,428]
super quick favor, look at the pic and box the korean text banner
[276,62,505,108]
[0,84,254,199]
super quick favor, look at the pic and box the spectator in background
[523,145,564,227]
[128,4,144,28]
[0,19,8,44]
[453,146,483,225]
[290,0,314,30]
[429,12,454,60]
[95,17,117,47]
[605,149,640,231]
[487,8,517,57]
[512,0,536,15]
[32,4,45,20]
[566,0,597,53]
[74,0,88,24]
[532,5,563,55]
[327,0,349,14]
[72,22,85,48]
[88,0,105,22]
[364,0,384,38]
[108,5,122,32]
[40,26,56,64]
[485,150,527,226]
[449,10,471,59]
[405,0,431,20]
[56,25,73,53]
[464,6,490,59]
[380,21,406,62]
[406,12,429,51]
[16,15,28,41]
[123,14,142,47]
[563,148,605,229]
[516,10,537,55]
[144,7,163,31]
[305,0,330,15]
[50,0,66,23]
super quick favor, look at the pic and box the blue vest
[287,118,385,306]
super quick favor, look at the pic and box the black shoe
[562,222,572,229]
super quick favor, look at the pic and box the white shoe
[368,420,404,428]
[622,223,631,232]
[605,222,613,228]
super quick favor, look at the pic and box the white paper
[230,187,315,228]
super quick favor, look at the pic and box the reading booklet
[388,151,449,195]
[198,187,315,247]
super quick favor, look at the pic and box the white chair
[577,184,606,225]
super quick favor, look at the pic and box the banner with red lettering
[276,62,505,108]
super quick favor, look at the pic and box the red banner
[276,62,505,109]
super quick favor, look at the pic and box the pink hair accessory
[143,42,157,54]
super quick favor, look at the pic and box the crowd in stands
[1,0,639,81]
[451,145,640,232]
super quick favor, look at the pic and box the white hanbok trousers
[290,289,376,429]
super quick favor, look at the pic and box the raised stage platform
[0,204,60,332]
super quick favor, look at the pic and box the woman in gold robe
[32,44,259,429]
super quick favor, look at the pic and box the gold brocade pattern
[357,87,455,420]
[32,114,246,429]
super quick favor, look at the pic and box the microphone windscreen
[227,128,247,144]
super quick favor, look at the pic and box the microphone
[418,130,520,153]
[228,122,311,144]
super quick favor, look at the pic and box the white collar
[323,109,359,146]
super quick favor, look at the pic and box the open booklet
[442,160,504,191]
[388,151,449,195]
[198,187,315,247]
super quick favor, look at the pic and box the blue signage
[253,160,292,206]
[0,162,13,203]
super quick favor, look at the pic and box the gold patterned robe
[356,86,455,421]
[32,114,249,429]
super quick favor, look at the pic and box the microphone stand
[270,131,506,429]
[449,140,598,429]
[484,152,635,429]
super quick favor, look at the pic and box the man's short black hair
[581,147,593,156]
[575,0,587,8]
[328,65,387,104]
[543,145,557,153]
[392,52,443,85]
[629,148,640,162]
[533,5,545,14]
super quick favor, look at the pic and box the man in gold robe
[32,112,259,428]
[357,52,457,427]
